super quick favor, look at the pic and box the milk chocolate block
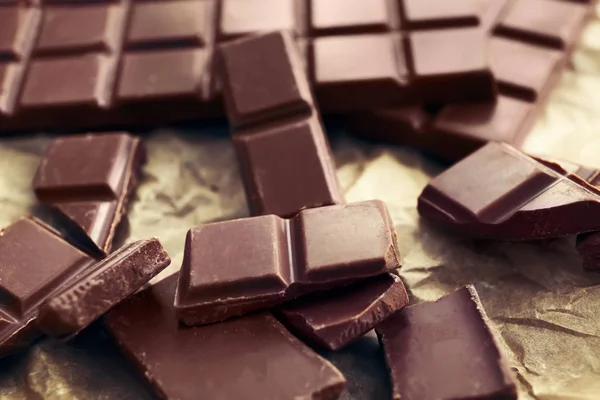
[33,133,145,256]
[347,0,596,162]
[175,200,400,326]
[418,142,600,240]
[0,0,495,133]
[37,238,171,339]
[217,31,343,217]
[276,273,409,351]
[105,275,346,400]
[376,286,517,400]
[0,217,94,357]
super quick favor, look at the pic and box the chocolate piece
[276,274,408,351]
[105,275,346,400]
[417,142,600,240]
[404,27,495,104]
[217,31,343,217]
[175,200,401,326]
[538,158,600,272]
[346,0,595,162]
[0,0,495,133]
[399,0,481,30]
[37,238,171,339]
[33,133,145,256]
[376,286,517,400]
[0,217,94,357]
[489,36,564,102]
[494,0,590,50]
[426,96,537,161]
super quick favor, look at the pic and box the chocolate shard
[217,31,343,218]
[417,142,600,240]
[276,273,408,351]
[175,200,401,326]
[33,132,145,257]
[105,275,346,400]
[0,217,95,357]
[375,286,517,400]
[37,238,171,339]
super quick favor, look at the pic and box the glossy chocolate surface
[276,273,408,351]
[542,158,600,272]
[33,133,145,256]
[418,142,600,240]
[38,238,171,339]
[376,286,517,400]
[0,217,94,357]
[347,0,595,162]
[175,200,401,326]
[0,0,494,132]
[105,275,346,400]
[219,32,343,218]
[494,0,589,50]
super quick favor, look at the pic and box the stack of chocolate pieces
[0,133,172,355]
[103,31,517,400]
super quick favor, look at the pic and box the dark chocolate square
[219,0,299,40]
[34,5,115,55]
[127,0,210,49]
[309,0,393,36]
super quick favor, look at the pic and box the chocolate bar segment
[376,286,517,400]
[534,158,600,272]
[418,142,600,240]
[37,238,171,339]
[105,275,346,400]
[347,0,595,162]
[399,0,481,30]
[0,217,94,357]
[175,200,400,326]
[276,273,408,351]
[494,0,590,50]
[1,0,494,133]
[218,31,343,218]
[404,27,495,103]
[33,133,145,256]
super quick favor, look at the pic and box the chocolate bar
[37,238,171,339]
[0,0,494,133]
[105,275,346,400]
[174,200,400,326]
[376,286,517,400]
[417,142,600,240]
[0,217,95,357]
[33,133,145,257]
[276,273,409,351]
[346,0,595,162]
[217,31,343,218]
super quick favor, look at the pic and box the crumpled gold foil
[1,9,600,399]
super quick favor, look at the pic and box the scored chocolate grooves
[346,0,598,162]
[0,0,494,132]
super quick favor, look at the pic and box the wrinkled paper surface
[1,13,600,400]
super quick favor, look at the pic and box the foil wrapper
[1,10,600,400]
